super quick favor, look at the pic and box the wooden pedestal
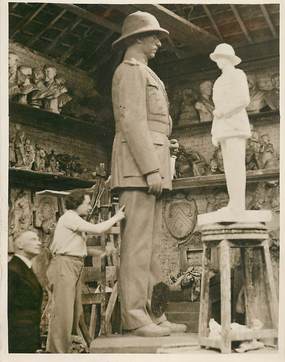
[198,223,278,353]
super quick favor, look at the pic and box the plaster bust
[246,74,267,113]
[195,80,214,123]
[178,88,199,125]
[264,73,279,111]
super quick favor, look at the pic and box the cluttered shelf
[9,168,95,191]
[10,167,279,192]
[172,110,280,135]
[172,168,279,190]
[9,101,114,145]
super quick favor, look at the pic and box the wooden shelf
[172,110,280,136]
[9,101,114,147]
[172,168,279,191]
[9,168,95,191]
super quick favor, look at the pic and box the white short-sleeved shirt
[211,68,251,142]
[49,210,87,257]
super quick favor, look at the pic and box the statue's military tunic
[111,58,172,330]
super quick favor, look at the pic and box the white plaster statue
[210,43,251,214]
[29,68,46,108]
[198,44,271,224]
[195,80,214,122]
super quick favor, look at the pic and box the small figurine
[24,138,35,170]
[264,73,279,111]
[259,134,278,169]
[14,125,26,167]
[210,145,224,174]
[195,80,215,123]
[9,52,20,98]
[246,74,267,113]
[178,88,199,126]
[46,150,60,174]
[34,144,46,172]
[16,66,35,104]
[9,135,16,167]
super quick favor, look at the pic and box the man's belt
[116,119,169,135]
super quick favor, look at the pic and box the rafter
[59,25,96,63]
[10,3,47,39]
[76,29,114,67]
[202,5,223,41]
[229,4,253,44]
[45,18,82,54]
[260,4,277,39]
[56,4,121,34]
[27,9,67,47]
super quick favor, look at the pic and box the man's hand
[146,171,163,197]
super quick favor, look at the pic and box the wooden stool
[198,222,278,353]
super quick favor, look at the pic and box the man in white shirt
[8,231,43,353]
[46,189,125,353]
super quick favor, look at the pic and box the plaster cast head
[247,74,257,90]
[257,77,273,91]
[200,80,213,97]
[182,88,194,101]
[261,134,270,144]
[14,230,41,259]
[44,66,57,82]
[271,73,279,89]
[17,66,32,84]
[32,68,44,83]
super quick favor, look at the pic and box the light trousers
[46,255,83,353]
[119,190,166,330]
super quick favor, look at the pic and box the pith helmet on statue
[112,11,169,50]
[210,43,241,66]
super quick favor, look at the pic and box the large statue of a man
[111,11,186,337]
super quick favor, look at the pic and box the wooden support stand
[198,222,278,353]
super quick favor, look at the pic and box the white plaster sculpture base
[198,208,271,226]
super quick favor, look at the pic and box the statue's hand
[213,109,224,119]
[146,171,163,197]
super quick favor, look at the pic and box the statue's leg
[220,137,246,211]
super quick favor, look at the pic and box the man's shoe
[159,320,187,333]
[132,323,171,337]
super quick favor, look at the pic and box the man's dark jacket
[8,256,43,353]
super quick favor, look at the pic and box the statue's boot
[159,320,187,333]
[131,323,170,337]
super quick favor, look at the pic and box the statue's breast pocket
[146,82,168,116]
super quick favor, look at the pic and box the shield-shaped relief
[163,195,197,240]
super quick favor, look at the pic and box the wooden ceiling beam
[78,29,114,67]
[56,3,121,34]
[59,25,96,63]
[260,4,277,38]
[202,5,224,41]
[27,9,67,47]
[229,4,253,44]
[10,3,47,39]
[45,18,82,54]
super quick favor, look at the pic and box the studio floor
[90,332,278,354]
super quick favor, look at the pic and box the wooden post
[198,244,211,339]
[219,239,231,353]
